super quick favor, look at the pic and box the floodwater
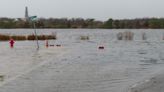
[0,29,164,92]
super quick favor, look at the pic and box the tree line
[0,17,164,29]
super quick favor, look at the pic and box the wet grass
[0,34,10,41]
[11,35,27,41]
[0,34,57,41]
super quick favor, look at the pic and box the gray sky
[0,0,164,20]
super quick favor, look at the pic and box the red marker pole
[9,39,15,48]
[45,40,48,48]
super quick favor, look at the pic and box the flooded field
[0,29,164,92]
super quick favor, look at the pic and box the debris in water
[98,46,104,49]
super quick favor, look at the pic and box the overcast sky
[0,0,164,20]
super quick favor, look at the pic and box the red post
[45,40,48,48]
[9,39,15,48]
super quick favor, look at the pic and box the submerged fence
[117,31,134,40]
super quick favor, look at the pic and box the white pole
[33,22,39,50]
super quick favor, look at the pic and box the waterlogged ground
[0,29,163,92]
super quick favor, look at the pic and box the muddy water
[0,29,163,92]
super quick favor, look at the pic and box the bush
[80,35,89,40]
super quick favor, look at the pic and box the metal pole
[33,22,39,50]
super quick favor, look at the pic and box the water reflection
[0,29,163,92]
